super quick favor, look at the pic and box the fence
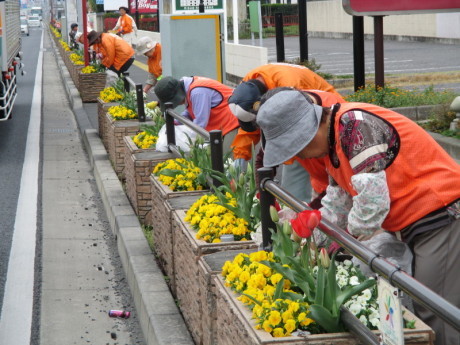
[120,72,146,122]
[256,167,460,342]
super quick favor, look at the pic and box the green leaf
[274,278,284,300]
[336,279,376,307]
[240,293,262,306]
[309,304,343,333]
[315,266,325,306]
[157,169,183,177]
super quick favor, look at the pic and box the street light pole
[82,0,89,66]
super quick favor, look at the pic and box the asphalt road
[0,25,41,313]
[240,36,460,76]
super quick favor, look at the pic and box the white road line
[0,31,43,344]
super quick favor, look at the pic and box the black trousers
[109,56,134,76]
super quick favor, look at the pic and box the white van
[28,16,41,27]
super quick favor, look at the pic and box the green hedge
[261,4,298,16]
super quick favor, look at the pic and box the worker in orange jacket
[136,37,162,93]
[87,30,135,77]
[228,63,342,202]
[112,6,138,47]
[256,88,460,345]
[154,76,240,153]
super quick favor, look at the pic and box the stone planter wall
[213,276,434,345]
[78,72,106,103]
[105,114,145,178]
[123,137,173,223]
[97,98,119,147]
[198,250,258,345]
[149,175,207,291]
[172,210,258,345]
[70,64,84,89]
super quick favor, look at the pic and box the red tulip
[229,179,237,193]
[290,210,322,238]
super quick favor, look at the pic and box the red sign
[129,0,158,14]
[343,0,460,16]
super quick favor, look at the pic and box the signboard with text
[129,0,158,14]
[343,0,460,16]
[172,0,223,14]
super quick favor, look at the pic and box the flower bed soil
[213,275,435,345]
[97,98,119,147]
[78,72,106,102]
[172,210,258,345]
[123,136,173,223]
[148,176,208,292]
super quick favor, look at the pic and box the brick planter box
[97,99,119,147]
[123,136,173,223]
[172,210,258,345]
[197,250,258,345]
[149,176,208,290]
[70,64,84,89]
[78,72,106,103]
[214,275,434,345]
[105,114,155,178]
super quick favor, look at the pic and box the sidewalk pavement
[47,31,194,345]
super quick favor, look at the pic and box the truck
[0,0,22,121]
[30,6,42,20]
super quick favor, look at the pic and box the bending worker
[136,37,162,93]
[256,87,460,345]
[112,6,138,47]
[228,63,342,202]
[87,30,135,77]
[154,76,240,152]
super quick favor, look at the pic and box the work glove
[290,210,321,239]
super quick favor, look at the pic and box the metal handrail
[257,167,460,333]
[121,72,146,122]
[163,102,224,186]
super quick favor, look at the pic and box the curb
[49,33,194,345]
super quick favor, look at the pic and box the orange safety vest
[147,43,162,78]
[232,67,343,160]
[118,14,134,34]
[94,33,134,71]
[186,77,239,136]
[242,63,340,96]
[326,102,460,232]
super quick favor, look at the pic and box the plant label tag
[377,276,404,345]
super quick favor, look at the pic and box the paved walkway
[39,29,145,345]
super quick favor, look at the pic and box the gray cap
[256,90,323,167]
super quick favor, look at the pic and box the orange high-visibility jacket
[94,33,134,71]
[186,77,239,136]
[326,102,460,232]
[232,63,342,160]
[147,43,162,78]
[117,14,135,34]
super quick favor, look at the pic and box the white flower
[359,315,368,325]
[370,317,380,328]
[337,276,348,289]
[361,289,372,301]
[349,276,360,286]
[348,302,362,315]
[357,295,368,306]
[343,259,352,267]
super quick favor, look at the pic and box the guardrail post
[122,72,130,92]
[209,130,224,187]
[136,84,145,122]
[258,167,276,250]
[164,102,176,152]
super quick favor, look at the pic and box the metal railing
[121,72,146,122]
[163,102,224,186]
[257,167,460,339]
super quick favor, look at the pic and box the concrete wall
[307,0,460,40]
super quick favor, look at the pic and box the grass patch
[419,104,458,134]
[345,84,457,108]
[142,225,155,252]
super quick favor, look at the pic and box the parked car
[21,18,29,36]
[27,16,40,27]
